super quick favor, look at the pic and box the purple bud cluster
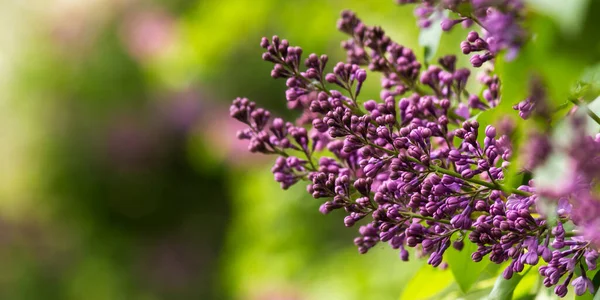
[229,6,599,298]
[338,10,421,97]
[397,0,526,66]
[230,96,321,189]
[539,224,598,297]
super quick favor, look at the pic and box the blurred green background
[0,0,598,299]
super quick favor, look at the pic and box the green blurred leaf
[525,0,590,35]
[487,267,531,300]
[573,63,600,102]
[512,266,544,299]
[498,13,588,110]
[400,264,454,300]
[446,240,489,293]
[453,3,474,16]
[496,49,530,108]
[419,10,448,63]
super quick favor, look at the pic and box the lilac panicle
[229,4,598,298]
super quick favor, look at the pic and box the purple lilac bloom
[229,6,599,298]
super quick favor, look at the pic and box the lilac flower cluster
[229,6,599,298]
[397,0,526,66]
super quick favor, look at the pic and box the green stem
[467,15,490,32]
[362,137,397,155]
[569,98,600,126]
[303,149,317,171]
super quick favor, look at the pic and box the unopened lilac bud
[422,239,435,252]
[474,200,488,211]
[453,240,464,251]
[260,37,269,48]
[305,68,319,79]
[440,99,451,109]
[506,210,519,221]
[272,118,284,130]
[306,53,319,65]
[461,41,471,54]
[503,265,514,279]
[485,125,496,138]
[356,69,367,83]
[467,31,479,43]
[400,248,409,261]
[364,100,377,111]
[461,169,475,179]
[554,284,568,298]
[262,52,274,62]
[320,54,328,64]
[344,215,357,227]
[312,118,328,132]
[428,252,443,267]
[470,54,483,67]
[271,35,280,45]
[319,202,331,214]
[513,259,524,272]
[539,247,553,262]
[441,18,461,31]
[325,73,337,83]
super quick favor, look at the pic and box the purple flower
[228,5,599,299]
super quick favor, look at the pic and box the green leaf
[400,264,454,300]
[487,267,532,300]
[418,10,448,63]
[512,266,543,299]
[495,48,531,108]
[446,240,490,293]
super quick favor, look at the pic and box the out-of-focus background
[0,0,597,299]
[0,1,425,299]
